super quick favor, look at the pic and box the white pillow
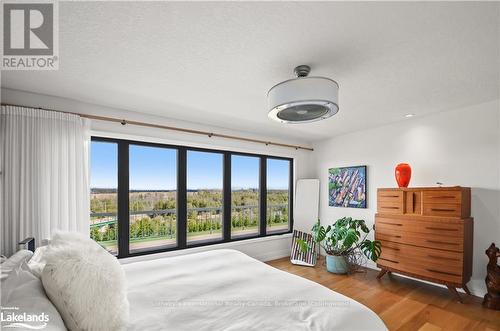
[1,262,67,330]
[41,232,129,331]
[28,246,48,278]
[0,249,33,280]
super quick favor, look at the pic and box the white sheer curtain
[0,105,90,256]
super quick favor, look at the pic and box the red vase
[395,163,411,188]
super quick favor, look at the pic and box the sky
[90,141,289,190]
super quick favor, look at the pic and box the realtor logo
[1,306,49,329]
[2,0,58,70]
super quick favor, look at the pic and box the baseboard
[254,248,291,262]
[467,279,487,298]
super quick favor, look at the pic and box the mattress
[124,249,387,331]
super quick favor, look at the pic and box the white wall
[2,87,317,262]
[311,99,500,296]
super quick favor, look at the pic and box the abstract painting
[328,166,367,208]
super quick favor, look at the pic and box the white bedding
[124,249,386,331]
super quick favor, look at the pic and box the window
[129,145,177,253]
[89,137,293,258]
[266,158,291,233]
[231,155,259,238]
[90,141,118,254]
[187,151,223,244]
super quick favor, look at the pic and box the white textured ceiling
[2,1,499,142]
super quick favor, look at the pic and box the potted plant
[298,217,382,274]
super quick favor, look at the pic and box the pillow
[1,262,67,330]
[28,246,49,278]
[0,249,33,280]
[41,232,129,331]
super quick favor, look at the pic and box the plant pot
[325,255,348,274]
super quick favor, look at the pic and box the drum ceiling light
[267,65,339,124]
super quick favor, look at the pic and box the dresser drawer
[377,241,463,284]
[379,240,463,270]
[375,227,463,252]
[375,216,464,238]
[423,203,461,217]
[377,190,403,214]
[423,190,462,204]
[377,257,463,284]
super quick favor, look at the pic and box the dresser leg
[446,285,463,303]
[377,269,388,279]
[463,285,471,296]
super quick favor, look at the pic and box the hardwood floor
[266,257,500,331]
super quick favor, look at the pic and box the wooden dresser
[375,186,473,302]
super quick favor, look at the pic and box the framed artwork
[328,165,367,208]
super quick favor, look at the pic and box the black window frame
[90,136,294,258]
[229,153,262,240]
[265,156,294,235]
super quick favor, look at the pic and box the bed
[124,249,387,331]
[3,238,386,331]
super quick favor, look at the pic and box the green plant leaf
[342,228,359,249]
[317,226,327,242]
[360,240,382,262]
[336,217,348,229]
[357,219,370,233]
[297,239,310,253]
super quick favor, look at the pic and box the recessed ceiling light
[405,114,415,118]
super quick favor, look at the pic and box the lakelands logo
[2,0,59,70]
[1,307,49,329]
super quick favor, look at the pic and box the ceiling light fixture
[267,65,339,124]
[405,114,415,118]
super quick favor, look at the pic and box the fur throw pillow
[41,231,129,331]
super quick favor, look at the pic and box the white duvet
[124,249,387,331]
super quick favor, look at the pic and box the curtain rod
[1,103,314,151]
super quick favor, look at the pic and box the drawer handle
[430,208,456,212]
[381,195,400,198]
[381,206,399,210]
[384,246,401,251]
[429,196,456,199]
[425,227,458,232]
[426,269,461,277]
[428,254,460,262]
[380,222,403,226]
[425,240,458,246]
[378,234,402,239]
[379,257,399,264]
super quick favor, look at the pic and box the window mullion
[117,141,130,258]
[223,152,231,242]
[177,147,187,249]
[259,156,267,237]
